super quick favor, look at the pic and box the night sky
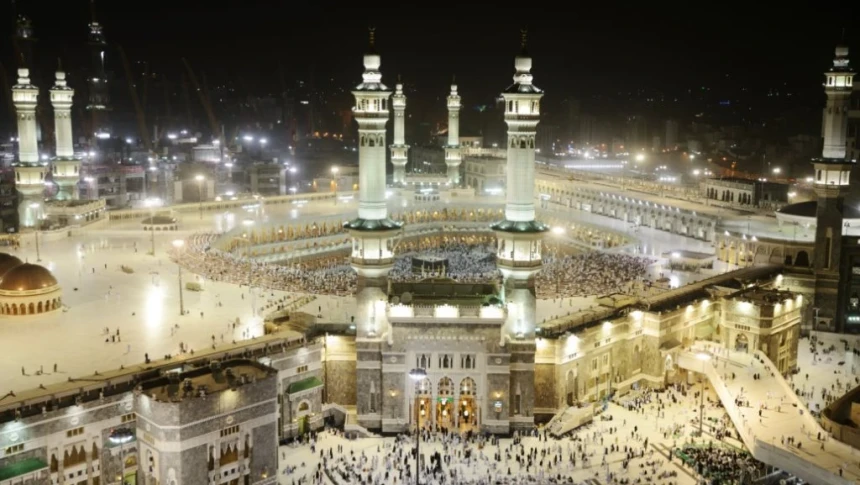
[3,2,859,115]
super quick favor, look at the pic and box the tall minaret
[12,67,48,227]
[50,62,81,200]
[445,80,462,185]
[390,79,408,185]
[812,41,856,332]
[346,30,400,433]
[491,30,546,434]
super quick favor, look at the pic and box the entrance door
[298,416,308,436]
[735,333,749,353]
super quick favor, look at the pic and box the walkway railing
[677,344,857,485]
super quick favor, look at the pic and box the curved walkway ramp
[677,343,860,485]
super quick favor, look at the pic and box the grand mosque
[0,28,857,485]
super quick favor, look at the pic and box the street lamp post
[696,352,711,437]
[195,174,205,220]
[552,227,565,304]
[144,198,159,256]
[331,166,339,205]
[29,202,41,262]
[408,368,428,485]
[172,239,185,316]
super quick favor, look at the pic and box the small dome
[0,263,58,292]
[0,253,23,277]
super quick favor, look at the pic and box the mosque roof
[0,253,23,277]
[777,200,860,219]
[343,218,402,231]
[0,263,58,292]
[503,83,543,94]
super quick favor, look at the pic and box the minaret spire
[811,40,856,332]
[50,56,80,199]
[390,75,409,185]
[12,59,48,227]
[492,29,547,276]
[367,26,376,53]
[346,29,401,278]
[445,77,462,185]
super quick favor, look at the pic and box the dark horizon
[1,2,858,142]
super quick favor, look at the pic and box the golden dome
[0,253,23,277]
[0,263,58,292]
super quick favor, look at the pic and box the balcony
[388,303,505,324]
[350,257,395,266]
[496,258,541,268]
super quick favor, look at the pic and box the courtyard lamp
[195,174,205,220]
[695,352,711,437]
[409,368,427,485]
[242,219,255,316]
[29,202,41,262]
[144,198,159,256]
[331,166,339,205]
[172,239,185,316]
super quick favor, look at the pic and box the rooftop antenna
[89,0,97,23]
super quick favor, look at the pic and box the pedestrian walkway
[678,343,860,485]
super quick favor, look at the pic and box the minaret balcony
[504,113,540,122]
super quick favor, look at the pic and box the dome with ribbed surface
[0,253,23,277]
[0,263,58,292]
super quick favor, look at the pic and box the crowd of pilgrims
[536,253,653,299]
[389,242,500,283]
[675,444,765,484]
[303,425,683,485]
[176,233,653,299]
[788,334,860,415]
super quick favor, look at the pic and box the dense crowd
[675,445,765,484]
[176,233,655,300]
[174,233,357,295]
[537,253,653,299]
[309,425,682,485]
[389,242,500,283]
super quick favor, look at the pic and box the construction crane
[181,58,224,147]
[116,45,154,157]
[0,62,15,129]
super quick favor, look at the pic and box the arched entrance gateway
[458,377,478,432]
[414,377,432,430]
[735,333,749,353]
[437,377,454,431]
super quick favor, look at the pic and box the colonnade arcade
[535,182,716,242]
[714,233,814,268]
[410,375,480,433]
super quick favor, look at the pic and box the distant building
[665,120,679,150]
[464,152,506,194]
[247,163,286,196]
[136,360,278,485]
[701,177,788,209]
